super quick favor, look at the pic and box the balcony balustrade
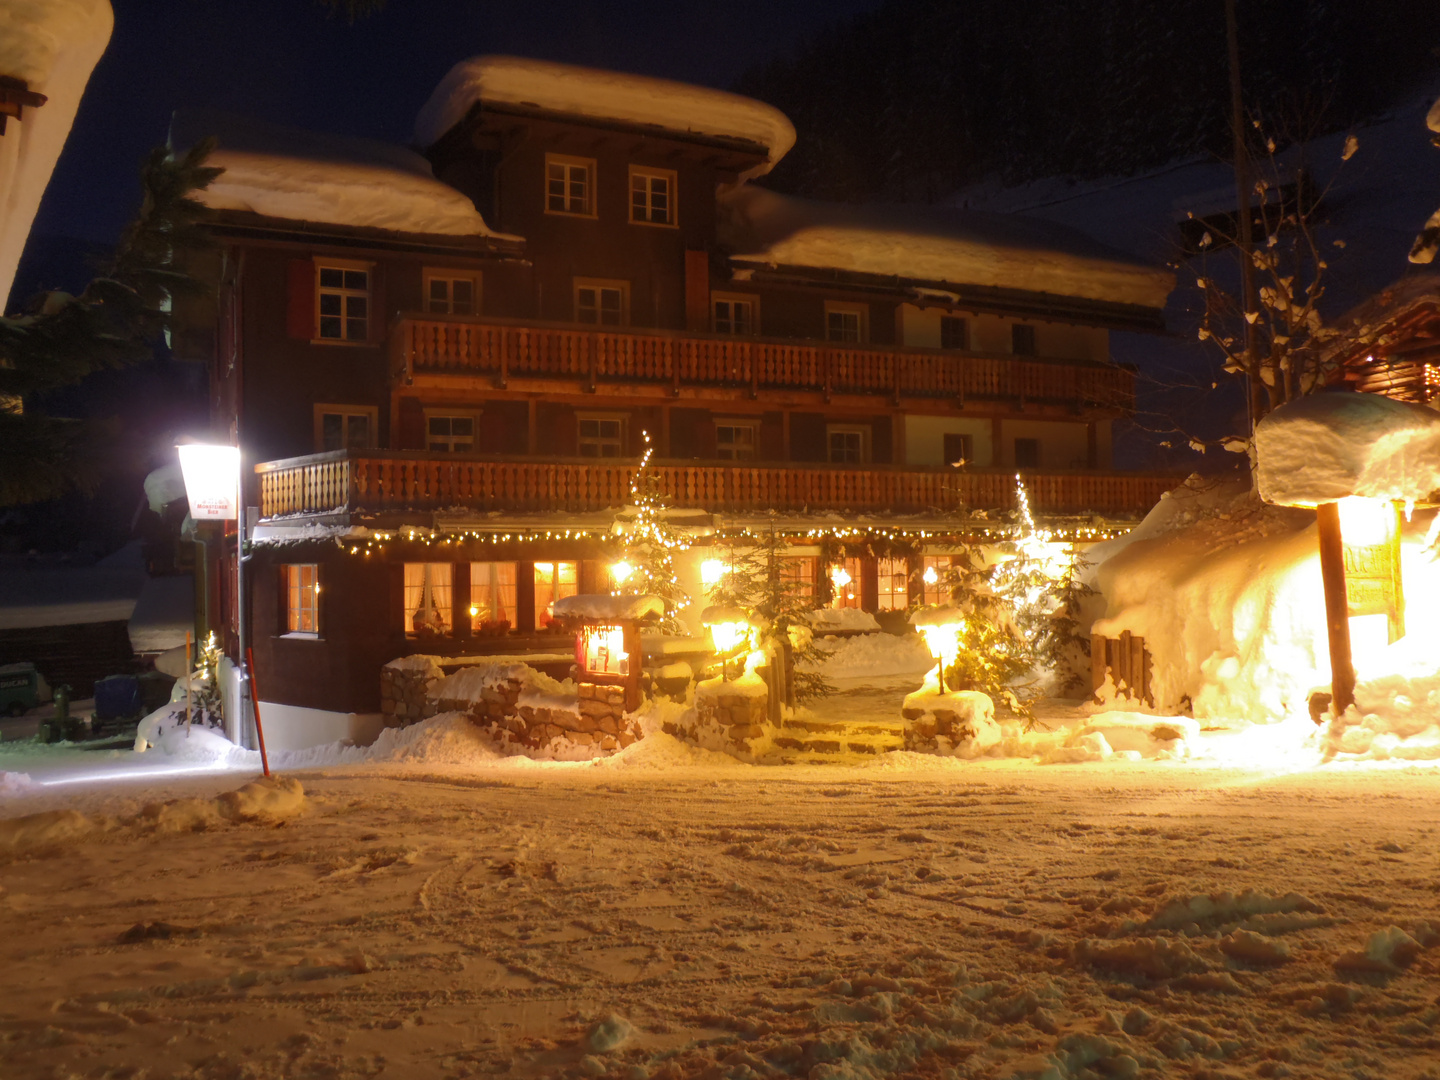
[256,450,1181,522]
[390,315,1135,410]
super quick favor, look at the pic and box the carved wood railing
[256,451,1181,521]
[390,315,1136,408]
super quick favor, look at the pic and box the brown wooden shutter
[285,259,314,340]
[684,249,709,332]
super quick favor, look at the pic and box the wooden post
[1316,502,1356,715]
[1090,632,1106,701]
[244,647,271,778]
[185,631,193,733]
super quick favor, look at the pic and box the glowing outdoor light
[580,624,630,676]
[911,606,965,692]
[830,565,852,589]
[701,604,753,680]
[700,559,728,588]
[1336,496,1391,548]
[176,443,240,521]
[922,565,939,586]
[610,560,635,586]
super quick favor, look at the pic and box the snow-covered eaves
[415,55,795,179]
[718,186,1174,323]
[1320,272,1440,366]
[552,594,664,622]
[0,564,144,630]
[169,110,521,245]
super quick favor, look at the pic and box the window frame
[313,257,373,346]
[573,278,630,327]
[942,432,973,467]
[940,315,969,350]
[628,165,678,228]
[714,418,759,461]
[422,269,482,316]
[826,423,871,465]
[403,562,454,638]
[711,291,759,336]
[1014,437,1041,468]
[313,404,377,453]
[282,563,320,638]
[423,409,482,454]
[824,301,868,344]
[545,153,597,218]
[1011,323,1038,356]
[577,412,628,458]
[876,556,909,611]
[533,560,579,625]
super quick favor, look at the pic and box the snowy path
[2,759,1438,1079]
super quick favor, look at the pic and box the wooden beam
[1316,502,1356,715]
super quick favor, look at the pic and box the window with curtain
[403,563,452,636]
[470,562,517,627]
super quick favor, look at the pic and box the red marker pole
[244,647,271,778]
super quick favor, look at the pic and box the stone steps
[771,719,905,758]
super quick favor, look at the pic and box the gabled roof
[718,185,1175,315]
[170,110,519,243]
[415,55,796,179]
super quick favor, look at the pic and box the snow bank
[1256,392,1440,507]
[431,662,567,704]
[553,593,663,622]
[415,55,795,179]
[169,110,511,239]
[0,808,97,852]
[718,185,1174,310]
[0,0,112,308]
[808,631,936,682]
[806,607,880,633]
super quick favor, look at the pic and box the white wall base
[256,701,385,752]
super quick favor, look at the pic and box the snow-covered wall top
[169,111,512,240]
[552,594,663,622]
[0,0,113,311]
[718,186,1174,310]
[415,55,796,179]
[1255,392,1440,507]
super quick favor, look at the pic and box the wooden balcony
[390,314,1135,411]
[256,450,1181,522]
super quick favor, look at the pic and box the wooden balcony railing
[390,315,1135,409]
[256,451,1181,521]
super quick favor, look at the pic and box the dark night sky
[31,0,880,251]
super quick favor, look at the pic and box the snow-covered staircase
[770,715,906,760]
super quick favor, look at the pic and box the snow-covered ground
[3,681,1440,1080]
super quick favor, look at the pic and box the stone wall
[901,687,1000,757]
[666,675,773,761]
[379,657,443,727]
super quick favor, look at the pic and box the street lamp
[701,604,753,681]
[176,441,246,745]
[911,605,965,693]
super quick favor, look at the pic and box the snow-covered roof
[169,110,515,241]
[415,56,795,179]
[552,594,664,622]
[127,575,194,654]
[718,186,1174,311]
[1256,392,1440,507]
[0,564,143,629]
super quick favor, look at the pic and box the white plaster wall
[904,415,995,466]
[897,304,1109,361]
[994,419,1096,470]
[256,702,385,751]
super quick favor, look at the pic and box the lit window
[284,564,319,634]
[315,405,375,452]
[546,155,594,216]
[715,421,757,461]
[425,272,480,315]
[404,563,452,636]
[713,294,757,335]
[827,424,869,464]
[828,557,862,609]
[1014,437,1040,468]
[579,416,625,457]
[629,166,676,226]
[470,562,517,627]
[940,316,968,350]
[316,264,369,342]
[779,556,816,604]
[877,557,908,611]
[1011,323,1037,356]
[427,415,475,453]
[576,285,626,325]
[920,556,950,606]
[534,561,578,621]
[825,302,866,343]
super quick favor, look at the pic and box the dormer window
[629,166,676,226]
[546,154,595,216]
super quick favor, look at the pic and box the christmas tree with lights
[613,432,691,634]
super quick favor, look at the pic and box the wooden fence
[1091,631,1154,706]
[256,452,1183,521]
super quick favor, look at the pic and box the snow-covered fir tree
[611,432,691,635]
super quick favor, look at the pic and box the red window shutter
[684,249,709,332]
[285,259,314,340]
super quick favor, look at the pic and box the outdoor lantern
[700,559,728,589]
[610,560,635,587]
[554,594,662,713]
[580,623,631,677]
[176,443,240,521]
[912,606,965,692]
[922,565,939,586]
[701,604,753,680]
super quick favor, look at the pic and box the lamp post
[177,442,247,746]
[911,606,964,693]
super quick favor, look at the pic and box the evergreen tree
[0,141,220,506]
[706,523,833,703]
[614,432,692,634]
